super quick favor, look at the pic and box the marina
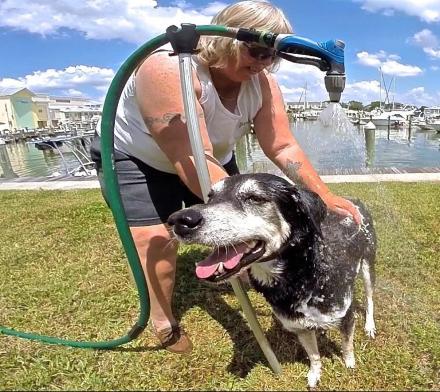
[1,86,438,182]
[1,119,438,181]
[0,132,96,179]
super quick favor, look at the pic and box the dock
[1,167,439,191]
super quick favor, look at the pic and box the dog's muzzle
[168,208,204,237]
[168,209,266,282]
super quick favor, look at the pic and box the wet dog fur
[168,173,376,388]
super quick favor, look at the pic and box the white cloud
[356,51,423,76]
[424,47,440,58]
[0,0,225,43]
[343,80,437,106]
[412,29,439,47]
[274,61,328,103]
[357,51,383,67]
[344,80,381,103]
[401,86,438,106]
[65,88,85,96]
[410,29,440,59]
[380,60,423,76]
[354,0,440,23]
[388,54,401,61]
[0,65,115,96]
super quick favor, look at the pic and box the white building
[48,96,102,128]
[0,87,102,133]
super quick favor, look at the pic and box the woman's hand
[321,192,362,225]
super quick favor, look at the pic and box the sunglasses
[242,43,277,61]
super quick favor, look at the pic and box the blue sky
[1,0,439,106]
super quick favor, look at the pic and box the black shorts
[90,136,239,226]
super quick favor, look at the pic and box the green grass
[0,182,439,390]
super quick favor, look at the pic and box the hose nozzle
[234,30,347,103]
[325,73,346,103]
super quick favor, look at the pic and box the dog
[168,173,376,388]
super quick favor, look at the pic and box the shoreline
[1,169,439,191]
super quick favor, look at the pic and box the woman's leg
[130,223,192,353]
[130,223,177,329]
[90,137,197,352]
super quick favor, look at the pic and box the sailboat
[297,83,321,121]
[369,70,413,128]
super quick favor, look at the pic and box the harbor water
[0,121,439,180]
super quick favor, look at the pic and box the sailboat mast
[379,67,382,109]
[392,76,396,110]
[304,82,307,110]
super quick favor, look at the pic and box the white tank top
[108,57,263,174]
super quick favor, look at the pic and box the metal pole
[387,116,390,140]
[178,54,211,199]
[178,53,282,374]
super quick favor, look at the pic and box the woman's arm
[253,71,361,224]
[135,52,228,199]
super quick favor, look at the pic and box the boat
[418,118,440,131]
[302,109,321,121]
[34,137,64,150]
[292,82,324,121]
[367,109,407,128]
[27,135,96,177]
[369,71,415,128]
[345,109,367,125]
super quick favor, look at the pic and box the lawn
[0,182,439,390]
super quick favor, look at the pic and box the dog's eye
[244,194,266,204]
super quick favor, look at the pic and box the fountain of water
[314,102,367,174]
[318,102,403,253]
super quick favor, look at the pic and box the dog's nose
[167,209,204,236]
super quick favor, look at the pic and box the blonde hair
[197,0,293,71]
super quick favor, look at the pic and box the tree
[366,101,381,111]
[348,100,364,110]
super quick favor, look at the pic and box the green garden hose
[0,25,231,349]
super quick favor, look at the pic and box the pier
[2,126,95,144]
[1,166,439,191]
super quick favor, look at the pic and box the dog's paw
[307,366,321,389]
[343,352,356,369]
[364,321,376,339]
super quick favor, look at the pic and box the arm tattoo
[283,160,303,185]
[143,112,180,128]
[144,112,205,128]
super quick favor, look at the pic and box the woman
[91,0,361,354]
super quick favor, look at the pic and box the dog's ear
[291,187,326,236]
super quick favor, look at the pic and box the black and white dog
[168,173,376,388]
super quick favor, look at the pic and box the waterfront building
[424,106,440,118]
[0,87,102,134]
[0,88,50,134]
[48,96,101,128]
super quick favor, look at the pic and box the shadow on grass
[169,247,344,377]
[113,259,365,376]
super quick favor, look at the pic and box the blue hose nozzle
[275,35,346,102]
[225,28,347,102]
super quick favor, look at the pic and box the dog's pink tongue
[196,244,249,279]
